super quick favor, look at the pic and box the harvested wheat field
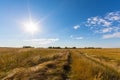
[0,48,120,80]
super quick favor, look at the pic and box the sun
[21,4,41,35]
[23,20,39,34]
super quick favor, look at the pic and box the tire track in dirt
[78,52,120,79]
[70,50,120,80]
[2,51,71,80]
[81,53,120,73]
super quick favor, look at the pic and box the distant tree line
[22,46,102,49]
[84,47,102,49]
[48,46,102,49]
[65,47,76,49]
[48,46,61,49]
[48,46,77,49]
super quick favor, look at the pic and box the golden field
[0,48,120,80]
[70,49,120,80]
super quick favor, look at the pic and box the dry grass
[1,48,120,80]
[70,49,120,80]
[0,48,66,79]
[2,52,70,80]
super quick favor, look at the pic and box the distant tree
[23,46,34,48]
[58,47,61,49]
[65,47,68,49]
[48,46,61,49]
[72,47,76,49]
[55,47,61,49]
[48,46,53,49]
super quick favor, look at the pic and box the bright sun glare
[23,20,39,34]
[21,4,41,35]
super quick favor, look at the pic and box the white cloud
[70,35,83,40]
[86,16,111,27]
[74,37,83,40]
[95,27,120,34]
[103,32,120,39]
[86,17,98,26]
[99,19,111,27]
[101,27,113,33]
[85,11,120,39]
[105,11,120,21]
[24,38,59,45]
[73,25,80,30]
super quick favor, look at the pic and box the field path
[2,51,71,80]
[78,52,120,75]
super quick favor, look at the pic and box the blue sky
[0,0,120,48]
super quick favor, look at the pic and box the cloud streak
[70,35,83,40]
[103,32,120,39]
[24,38,59,45]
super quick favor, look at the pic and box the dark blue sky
[0,0,120,47]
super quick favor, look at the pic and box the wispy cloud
[85,11,120,39]
[74,37,83,40]
[103,32,120,39]
[73,25,80,30]
[24,38,59,45]
[101,27,113,33]
[70,35,83,40]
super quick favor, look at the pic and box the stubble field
[0,48,120,80]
